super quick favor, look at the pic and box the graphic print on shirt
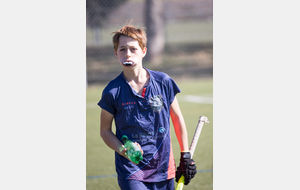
[149,95,164,113]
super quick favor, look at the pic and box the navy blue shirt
[98,68,180,182]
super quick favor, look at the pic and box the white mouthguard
[122,61,133,66]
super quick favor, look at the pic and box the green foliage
[86,78,213,190]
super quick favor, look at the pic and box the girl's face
[114,35,147,70]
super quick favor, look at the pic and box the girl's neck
[123,67,148,84]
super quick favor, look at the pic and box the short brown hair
[112,24,147,52]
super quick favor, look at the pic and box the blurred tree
[86,0,127,46]
[145,0,165,65]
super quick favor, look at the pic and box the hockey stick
[175,116,210,190]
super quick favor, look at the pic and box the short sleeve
[166,77,181,105]
[97,89,116,115]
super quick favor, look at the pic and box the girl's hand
[134,142,144,155]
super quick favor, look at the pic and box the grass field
[86,78,213,190]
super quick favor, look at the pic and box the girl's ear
[114,50,118,58]
[142,47,147,57]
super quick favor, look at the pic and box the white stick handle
[189,116,209,158]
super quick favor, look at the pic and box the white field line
[86,95,213,109]
[180,95,213,104]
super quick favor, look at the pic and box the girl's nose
[125,49,131,57]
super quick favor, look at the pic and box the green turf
[86,78,213,190]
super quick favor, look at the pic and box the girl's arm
[100,109,127,158]
[170,97,189,152]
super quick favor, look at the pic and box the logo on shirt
[122,101,136,106]
[159,127,165,133]
[149,95,164,113]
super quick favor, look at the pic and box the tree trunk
[145,0,165,65]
